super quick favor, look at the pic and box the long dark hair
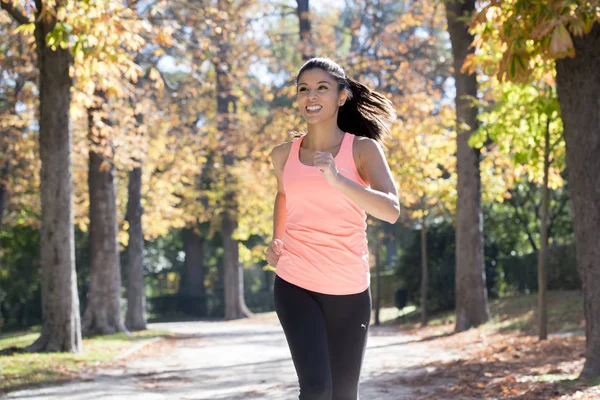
[296,58,396,142]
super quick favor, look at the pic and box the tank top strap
[337,132,354,163]
[287,136,303,167]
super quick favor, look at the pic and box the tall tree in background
[296,0,312,60]
[215,0,252,319]
[124,72,149,331]
[181,223,208,317]
[126,163,146,331]
[76,0,150,335]
[122,0,153,333]
[420,215,429,325]
[0,160,7,231]
[444,0,490,331]
[1,0,82,351]
[82,92,126,335]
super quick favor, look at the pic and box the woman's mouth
[306,104,323,114]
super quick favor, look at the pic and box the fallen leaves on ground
[394,323,599,399]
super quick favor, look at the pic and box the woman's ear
[338,91,348,106]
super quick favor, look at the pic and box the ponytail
[297,58,396,142]
[338,77,396,142]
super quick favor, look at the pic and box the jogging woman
[266,57,399,400]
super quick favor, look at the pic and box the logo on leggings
[361,323,367,330]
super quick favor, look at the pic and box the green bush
[0,226,42,329]
[396,222,499,314]
[397,222,457,313]
[498,244,579,294]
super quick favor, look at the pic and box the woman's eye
[298,87,308,92]
[318,85,328,90]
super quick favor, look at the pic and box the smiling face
[296,68,347,125]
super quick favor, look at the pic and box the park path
[3,316,460,400]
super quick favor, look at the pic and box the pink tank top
[276,132,370,295]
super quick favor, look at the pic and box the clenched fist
[314,151,341,186]
[266,239,284,267]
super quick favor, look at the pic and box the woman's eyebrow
[297,81,332,86]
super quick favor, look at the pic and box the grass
[0,329,172,393]
[375,290,585,336]
[488,290,584,334]
[0,328,41,350]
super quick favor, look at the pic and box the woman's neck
[303,121,345,151]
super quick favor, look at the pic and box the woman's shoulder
[352,135,386,171]
[353,135,384,157]
[270,140,295,173]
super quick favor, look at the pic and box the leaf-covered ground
[387,290,599,399]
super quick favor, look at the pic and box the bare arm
[266,142,291,266]
[314,137,400,223]
[271,144,289,240]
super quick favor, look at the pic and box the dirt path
[4,317,460,399]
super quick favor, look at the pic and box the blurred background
[0,0,582,333]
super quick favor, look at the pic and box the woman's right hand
[266,239,284,267]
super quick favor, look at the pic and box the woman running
[266,57,399,400]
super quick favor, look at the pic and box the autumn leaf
[549,23,575,58]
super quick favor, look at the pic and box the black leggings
[274,275,371,400]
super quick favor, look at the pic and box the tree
[182,225,206,299]
[81,92,126,335]
[215,3,253,319]
[296,0,312,60]
[125,164,146,331]
[124,72,149,332]
[70,0,152,335]
[444,0,490,332]
[1,0,82,352]
[470,1,600,377]
[419,216,429,325]
[555,21,600,378]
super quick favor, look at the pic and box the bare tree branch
[0,0,29,25]
[510,185,539,252]
[548,189,569,239]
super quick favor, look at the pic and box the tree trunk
[420,218,429,326]
[537,117,551,341]
[555,23,600,377]
[223,214,252,319]
[296,0,312,61]
[445,0,490,332]
[374,233,381,326]
[182,228,206,296]
[27,10,82,352]
[182,227,207,316]
[215,12,251,320]
[125,166,146,331]
[82,98,126,335]
[384,222,396,267]
[0,160,8,231]
[125,63,147,331]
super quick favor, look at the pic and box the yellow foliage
[470,1,600,82]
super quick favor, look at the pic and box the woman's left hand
[314,151,342,186]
